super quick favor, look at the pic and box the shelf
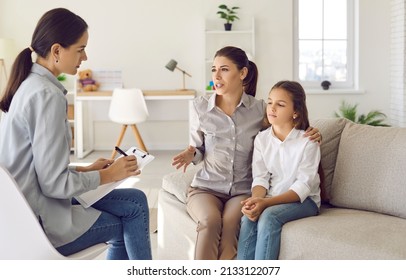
[204,17,255,94]
[205,30,253,34]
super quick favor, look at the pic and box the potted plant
[57,74,67,82]
[321,80,331,90]
[334,101,390,126]
[217,4,239,31]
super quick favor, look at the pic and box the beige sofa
[157,118,406,259]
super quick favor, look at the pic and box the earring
[56,59,59,63]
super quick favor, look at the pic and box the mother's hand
[172,145,196,173]
[305,126,322,143]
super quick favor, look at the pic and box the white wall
[0,0,392,150]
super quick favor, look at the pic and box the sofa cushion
[279,207,406,259]
[161,164,201,204]
[330,122,406,218]
[311,118,349,201]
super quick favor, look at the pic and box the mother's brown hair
[214,46,258,97]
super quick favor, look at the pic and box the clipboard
[75,147,154,208]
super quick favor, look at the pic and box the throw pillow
[330,122,406,218]
[161,164,200,204]
[311,118,349,203]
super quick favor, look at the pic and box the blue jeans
[237,197,318,260]
[56,188,152,260]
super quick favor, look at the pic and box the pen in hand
[115,146,128,157]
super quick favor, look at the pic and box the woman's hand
[172,145,196,173]
[305,126,322,143]
[99,155,141,185]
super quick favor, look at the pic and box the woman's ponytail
[243,60,258,97]
[0,48,33,112]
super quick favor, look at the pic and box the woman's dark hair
[214,46,258,97]
[271,80,310,130]
[0,8,88,112]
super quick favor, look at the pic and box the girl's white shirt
[251,126,321,208]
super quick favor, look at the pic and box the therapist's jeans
[237,197,318,260]
[57,188,152,260]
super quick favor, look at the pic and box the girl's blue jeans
[56,188,152,260]
[237,197,318,260]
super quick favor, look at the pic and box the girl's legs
[236,215,258,260]
[57,188,152,260]
[219,194,249,260]
[255,197,318,260]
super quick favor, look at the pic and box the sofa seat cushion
[330,122,406,218]
[157,188,196,260]
[279,207,406,259]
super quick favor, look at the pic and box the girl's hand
[241,197,266,222]
[99,155,141,184]
[304,126,322,143]
[172,145,196,173]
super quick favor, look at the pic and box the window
[294,0,355,90]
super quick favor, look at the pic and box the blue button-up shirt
[190,93,266,196]
[0,63,100,247]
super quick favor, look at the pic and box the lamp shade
[165,59,192,90]
[165,59,177,72]
[0,39,15,59]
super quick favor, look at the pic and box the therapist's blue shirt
[0,63,101,247]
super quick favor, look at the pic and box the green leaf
[334,100,390,126]
[57,74,67,82]
[217,4,240,23]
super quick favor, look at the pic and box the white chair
[108,88,149,159]
[0,165,108,260]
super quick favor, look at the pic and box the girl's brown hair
[271,80,310,130]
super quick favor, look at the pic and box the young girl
[237,80,321,260]
[172,47,321,260]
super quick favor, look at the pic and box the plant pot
[321,80,331,90]
[224,23,232,31]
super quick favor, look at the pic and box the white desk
[74,90,195,158]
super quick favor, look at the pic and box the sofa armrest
[161,164,201,204]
